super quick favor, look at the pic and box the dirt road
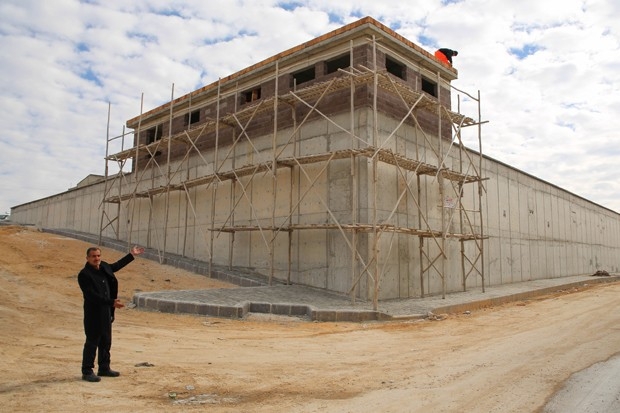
[1,225,619,412]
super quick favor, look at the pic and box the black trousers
[81,309,112,374]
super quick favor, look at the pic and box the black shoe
[82,373,101,382]
[97,369,120,377]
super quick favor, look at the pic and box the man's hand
[131,245,145,256]
[113,299,125,309]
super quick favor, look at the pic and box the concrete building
[11,17,620,308]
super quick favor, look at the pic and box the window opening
[325,54,350,74]
[145,124,163,144]
[292,66,316,88]
[386,56,406,80]
[184,109,200,126]
[242,87,261,104]
[421,77,437,97]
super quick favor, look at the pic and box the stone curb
[430,276,620,315]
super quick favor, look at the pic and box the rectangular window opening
[325,54,350,74]
[292,66,316,88]
[145,124,163,144]
[242,87,262,104]
[184,109,200,126]
[421,77,437,97]
[386,56,406,80]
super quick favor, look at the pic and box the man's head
[86,247,102,269]
[453,50,458,56]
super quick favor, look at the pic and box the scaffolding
[100,38,486,309]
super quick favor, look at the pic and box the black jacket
[78,253,134,324]
[438,48,457,64]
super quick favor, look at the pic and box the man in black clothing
[78,245,144,382]
[436,48,459,65]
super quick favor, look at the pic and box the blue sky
[1,0,619,214]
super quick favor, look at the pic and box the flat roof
[126,16,456,127]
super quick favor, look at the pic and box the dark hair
[86,247,101,257]
[453,50,459,56]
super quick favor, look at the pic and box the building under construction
[11,17,620,308]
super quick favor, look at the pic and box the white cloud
[1,0,619,215]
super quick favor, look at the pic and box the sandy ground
[1,225,619,413]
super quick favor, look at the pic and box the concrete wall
[11,110,620,300]
[483,158,620,285]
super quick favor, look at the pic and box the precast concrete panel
[549,195,560,277]
[375,162,399,220]
[326,114,354,151]
[231,230,251,268]
[271,229,290,275]
[517,183,531,277]
[232,177,253,228]
[583,210,593,272]
[166,226,180,256]
[568,202,578,243]
[515,182,533,239]
[249,175,274,220]
[499,235,513,284]
[137,197,151,246]
[578,205,588,275]
[558,198,570,277]
[406,235,421,296]
[529,239,542,280]
[66,196,76,229]
[327,229,353,289]
[497,171,511,282]
[575,241,585,276]
[397,233,412,298]
[300,125,329,152]
[540,185,551,241]
[557,196,567,243]
[74,192,85,234]
[74,195,84,233]
[549,187,560,226]
[421,175,444,230]
[531,188,545,278]
[443,180,462,235]
[298,163,329,222]
[55,196,70,231]
[82,190,96,234]
[328,158,353,214]
[462,238,481,289]
[376,232,403,300]
[585,207,593,247]
[249,226,271,273]
[443,238,462,286]
[48,198,57,228]
[148,196,166,253]
[163,191,180,254]
[484,163,500,238]
[183,189,197,259]
[424,240,446,294]
[484,172,501,284]
[294,229,329,287]
[567,242,578,275]
[46,198,56,228]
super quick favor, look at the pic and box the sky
[1,0,619,215]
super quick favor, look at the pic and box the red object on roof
[434,50,450,65]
